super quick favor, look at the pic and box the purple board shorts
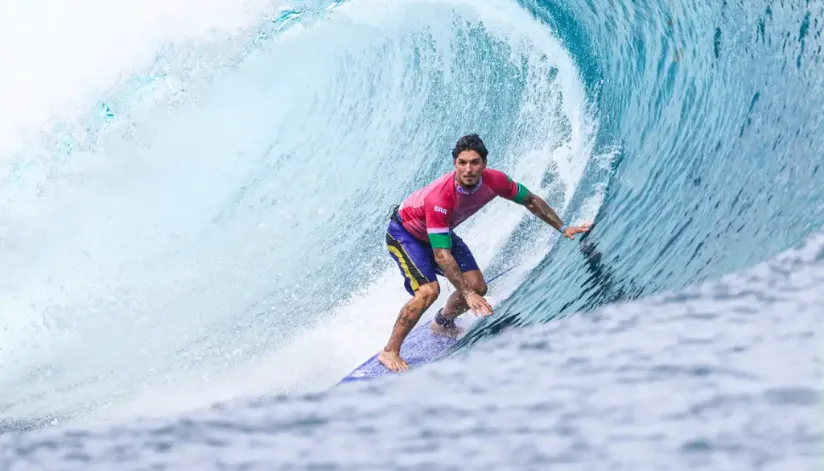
[385,217,479,296]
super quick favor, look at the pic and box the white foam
[0,0,278,157]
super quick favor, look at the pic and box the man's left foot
[430,320,463,337]
[430,309,462,337]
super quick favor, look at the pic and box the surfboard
[338,269,512,384]
[339,315,478,383]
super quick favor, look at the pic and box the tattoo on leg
[398,306,418,328]
[385,287,438,353]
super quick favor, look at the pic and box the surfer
[378,134,592,372]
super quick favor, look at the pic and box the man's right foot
[378,349,408,372]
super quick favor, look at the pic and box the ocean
[1,0,821,469]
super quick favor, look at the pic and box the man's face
[454,150,486,188]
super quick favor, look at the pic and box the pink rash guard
[397,168,530,249]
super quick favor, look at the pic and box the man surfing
[379,134,592,372]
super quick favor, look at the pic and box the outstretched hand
[562,222,593,240]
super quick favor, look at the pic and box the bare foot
[378,349,408,372]
[430,320,463,338]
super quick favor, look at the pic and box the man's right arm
[423,195,489,313]
[423,195,468,294]
[433,248,475,297]
[424,192,494,316]
[433,248,492,316]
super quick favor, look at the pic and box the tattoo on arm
[525,192,565,231]
[434,249,474,296]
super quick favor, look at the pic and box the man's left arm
[522,191,565,231]
[521,191,592,239]
[486,168,591,239]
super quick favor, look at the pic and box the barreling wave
[0,0,604,427]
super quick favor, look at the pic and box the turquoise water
[1,0,821,468]
[463,0,824,344]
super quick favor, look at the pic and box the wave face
[460,0,824,344]
[0,0,821,469]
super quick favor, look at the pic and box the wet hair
[452,134,488,162]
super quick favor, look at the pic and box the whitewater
[0,0,821,469]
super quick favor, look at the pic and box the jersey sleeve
[484,168,530,204]
[424,195,452,249]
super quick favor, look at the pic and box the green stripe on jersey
[428,232,452,249]
[513,183,529,204]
